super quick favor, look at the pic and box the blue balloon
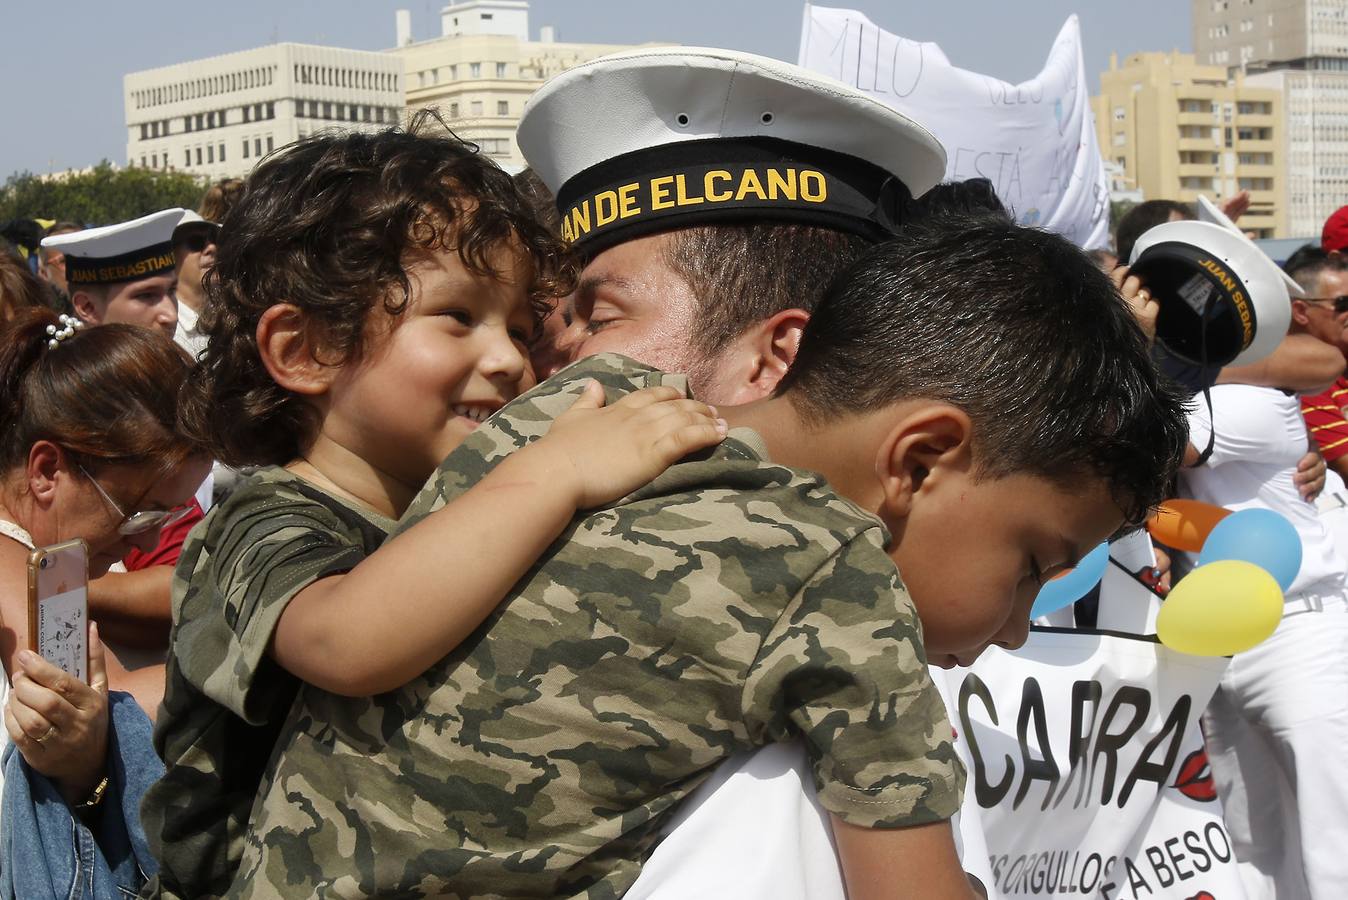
[1031,542,1110,618]
[1198,507,1301,592]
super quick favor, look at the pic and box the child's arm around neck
[268,381,726,697]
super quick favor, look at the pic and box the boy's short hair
[778,214,1189,526]
[181,111,572,467]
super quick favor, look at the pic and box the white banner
[948,627,1246,899]
[797,4,1111,249]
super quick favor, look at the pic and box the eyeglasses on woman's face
[76,463,194,536]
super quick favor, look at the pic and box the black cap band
[66,241,176,286]
[1131,240,1257,367]
[555,137,911,256]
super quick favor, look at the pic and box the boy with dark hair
[233,211,1187,900]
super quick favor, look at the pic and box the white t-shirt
[1183,384,1346,596]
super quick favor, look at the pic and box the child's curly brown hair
[180,111,574,467]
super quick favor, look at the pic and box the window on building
[323,102,332,120]
[470,62,482,78]
[309,100,318,117]
[450,65,457,79]
[449,102,459,118]
[207,145,214,164]
[267,136,274,152]
[363,105,372,122]
[196,147,203,165]
[376,106,385,123]
[139,124,148,140]
[195,113,204,130]
[255,138,262,156]
[243,140,250,159]
[496,62,507,78]
[266,101,275,119]
[470,99,483,115]
[185,148,192,166]
[140,155,146,168]
[291,101,300,119]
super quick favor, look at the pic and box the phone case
[26,539,89,683]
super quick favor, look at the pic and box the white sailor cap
[42,208,186,287]
[171,209,221,244]
[1130,214,1294,368]
[517,46,947,256]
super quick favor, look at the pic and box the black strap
[1191,294,1218,467]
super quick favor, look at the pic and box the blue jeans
[1,692,163,900]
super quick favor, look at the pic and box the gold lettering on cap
[767,169,798,200]
[618,182,641,219]
[650,176,676,210]
[594,191,621,226]
[800,171,827,202]
[675,174,704,206]
[704,170,733,202]
[735,169,768,201]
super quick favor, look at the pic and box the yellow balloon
[1157,560,1282,657]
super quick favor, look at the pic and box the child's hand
[532,380,728,508]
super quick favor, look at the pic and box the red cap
[1323,205,1348,253]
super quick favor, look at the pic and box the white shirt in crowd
[1183,383,1346,596]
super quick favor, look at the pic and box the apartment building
[393,1,658,170]
[1092,51,1287,237]
[124,43,404,180]
[1195,0,1348,235]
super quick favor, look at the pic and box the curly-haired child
[138,116,726,900]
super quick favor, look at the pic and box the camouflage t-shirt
[230,354,963,899]
[139,467,395,900]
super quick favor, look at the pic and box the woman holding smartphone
[0,307,207,897]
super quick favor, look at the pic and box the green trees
[0,162,206,226]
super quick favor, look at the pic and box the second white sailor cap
[42,208,186,287]
[517,46,947,256]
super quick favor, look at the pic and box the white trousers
[1203,590,1348,899]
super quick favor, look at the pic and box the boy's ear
[874,405,974,518]
[256,304,337,397]
[707,308,810,404]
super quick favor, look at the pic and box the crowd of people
[0,44,1341,900]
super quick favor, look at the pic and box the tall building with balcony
[1092,51,1287,238]
[1194,0,1348,236]
[392,1,661,170]
[124,44,404,180]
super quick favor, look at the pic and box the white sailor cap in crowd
[1129,211,1294,368]
[42,208,186,287]
[171,209,221,244]
[517,46,947,256]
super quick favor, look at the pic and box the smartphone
[26,539,89,683]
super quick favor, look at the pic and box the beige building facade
[393,1,660,171]
[1092,51,1287,238]
[125,44,404,181]
[1194,0,1348,237]
[1194,0,1348,71]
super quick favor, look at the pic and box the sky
[0,0,1191,178]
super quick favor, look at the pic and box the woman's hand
[4,622,110,804]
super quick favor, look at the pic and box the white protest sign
[798,4,1111,249]
[949,628,1246,899]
